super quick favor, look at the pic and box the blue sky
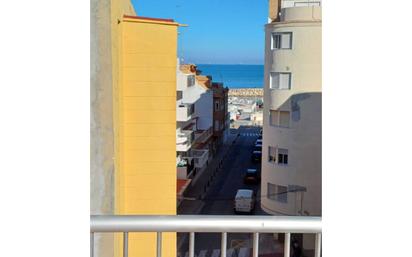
[131,0,267,64]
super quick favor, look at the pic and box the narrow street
[201,126,263,215]
[178,126,284,257]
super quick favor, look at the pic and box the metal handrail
[91,215,320,233]
[90,215,321,257]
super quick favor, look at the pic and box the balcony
[177,74,196,91]
[177,165,188,179]
[194,127,213,144]
[282,0,321,8]
[177,103,195,122]
[176,130,194,152]
[192,149,209,169]
[177,158,195,179]
[90,215,322,257]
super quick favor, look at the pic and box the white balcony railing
[176,130,194,152]
[177,165,188,179]
[282,0,321,8]
[177,103,195,122]
[90,215,322,257]
[192,149,208,168]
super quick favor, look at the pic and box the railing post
[189,232,195,257]
[90,232,94,257]
[221,232,227,257]
[157,232,162,257]
[252,232,259,257]
[123,232,128,257]
[284,233,290,257]
[315,233,321,257]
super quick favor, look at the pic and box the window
[270,72,291,90]
[279,111,290,127]
[268,146,276,162]
[214,120,219,131]
[272,34,281,49]
[268,147,289,165]
[269,110,279,126]
[176,91,182,101]
[270,110,290,127]
[271,32,292,49]
[215,101,220,111]
[267,183,288,203]
[187,75,195,87]
[278,148,288,165]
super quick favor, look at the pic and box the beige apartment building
[261,0,322,217]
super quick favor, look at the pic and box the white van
[234,189,255,214]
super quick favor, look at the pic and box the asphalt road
[201,126,263,215]
[178,126,280,256]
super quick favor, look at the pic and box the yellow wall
[115,16,178,257]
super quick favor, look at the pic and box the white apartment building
[261,0,322,218]
[176,60,213,180]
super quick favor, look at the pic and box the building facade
[91,1,180,256]
[176,63,214,195]
[261,0,322,217]
[211,82,229,149]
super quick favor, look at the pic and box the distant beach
[228,88,263,97]
[196,64,263,89]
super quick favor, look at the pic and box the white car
[234,189,255,214]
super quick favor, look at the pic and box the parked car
[251,150,262,163]
[243,168,260,184]
[253,143,262,152]
[234,189,255,214]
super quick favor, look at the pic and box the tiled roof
[196,75,212,89]
[180,64,197,74]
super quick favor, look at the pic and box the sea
[196,64,264,89]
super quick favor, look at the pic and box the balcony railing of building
[90,215,321,257]
[191,149,209,168]
[194,127,213,144]
[177,103,195,122]
[282,0,321,8]
[177,157,195,179]
[177,130,195,152]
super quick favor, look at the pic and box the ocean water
[196,64,264,89]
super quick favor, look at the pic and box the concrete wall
[91,0,115,256]
[91,0,135,256]
[261,6,322,216]
[194,90,213,130]
[180,83,213,131]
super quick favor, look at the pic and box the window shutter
[279,73,291,89]
[279,111,290,127]
[281,33,291,49]
[270,110,279,126]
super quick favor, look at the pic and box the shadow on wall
[271,92,322,123]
